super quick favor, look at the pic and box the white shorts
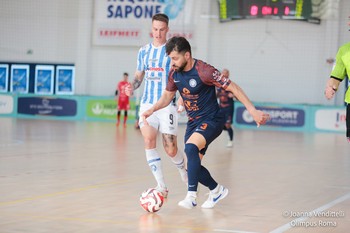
[139,103,178,135]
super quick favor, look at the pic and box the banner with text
[93,0,195,46]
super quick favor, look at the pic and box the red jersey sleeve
[196,60,231,90]
[166,69,178,92]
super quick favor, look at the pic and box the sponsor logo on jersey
[182,88,190,94]
[200,123,208,130]
[147,67,165,72]
[146,76,162,82]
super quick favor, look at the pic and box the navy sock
[198,165,218,191]
[184,143,201,192]
[227,127,234,141]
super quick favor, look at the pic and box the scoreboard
[218,0,321,24]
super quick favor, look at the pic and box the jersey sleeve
[166,69,178,92]
[136,46,146,72]
[196,60,231,89]
[330,45,348,81]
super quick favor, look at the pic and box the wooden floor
[0,117,349,233]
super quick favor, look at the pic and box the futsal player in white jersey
[125,13,187,197]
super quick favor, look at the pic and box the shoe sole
[201,188,229,209]
[178,202,196,209]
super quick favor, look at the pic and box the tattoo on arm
[132,78,142,90]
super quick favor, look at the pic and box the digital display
[219,0,321,24]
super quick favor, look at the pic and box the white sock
[187,191,197,198]
[211,184,219,193]
[145,148,166,189]
[170,152,188,183]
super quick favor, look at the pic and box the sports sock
[123,116,128,125]
[198,165,218,191]
[184,143,201,192]
[123,111,128,124]
[227,127,234,141]
[187,191,197,198]
[145,148,166,189]
[170,151,188,183]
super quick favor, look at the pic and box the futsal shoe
[201,185,228,209]
[226,141,233,148]
[178,194,197,209]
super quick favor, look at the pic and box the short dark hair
[152,13,169,25]
[123,72,128,76]
[165,36,191,55]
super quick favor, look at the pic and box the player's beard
[173,60,187,72]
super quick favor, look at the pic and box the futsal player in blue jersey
[125,14,187,198]
[141,36,270,209]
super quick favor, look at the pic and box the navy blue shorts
[222,107,233,124]
[184,113,225,155]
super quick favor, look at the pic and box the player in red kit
[115,72,131,127]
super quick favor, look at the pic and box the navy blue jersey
[167,59,231,122]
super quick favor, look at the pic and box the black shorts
[222,107,233,124]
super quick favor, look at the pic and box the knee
[143,137,156,148]
[184,143,199,162]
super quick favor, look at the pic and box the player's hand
[325,85,337,100]
[140,108,154,126]
[177,104,185,113]
[252,110,270,127]
[177,96,185,113]
[324,78,338,100]
[125,83,133,97]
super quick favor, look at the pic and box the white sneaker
[156,186,169,198]
[201,185,228,209]
[226,141,233,148]
[178,194,197,209]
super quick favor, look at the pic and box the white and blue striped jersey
[137,42,171,105]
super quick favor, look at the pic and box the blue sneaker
[178,194,197,209]
[201,185,228,209]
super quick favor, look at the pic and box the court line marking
[270,192,350,233]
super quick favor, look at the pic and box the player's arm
[141,90,176,120]
[325,46,347,99]
[226,81,269,127]
[125,70,144,96]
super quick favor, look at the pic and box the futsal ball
[139,188,164,213]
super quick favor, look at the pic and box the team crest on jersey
[189,79,197,87]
